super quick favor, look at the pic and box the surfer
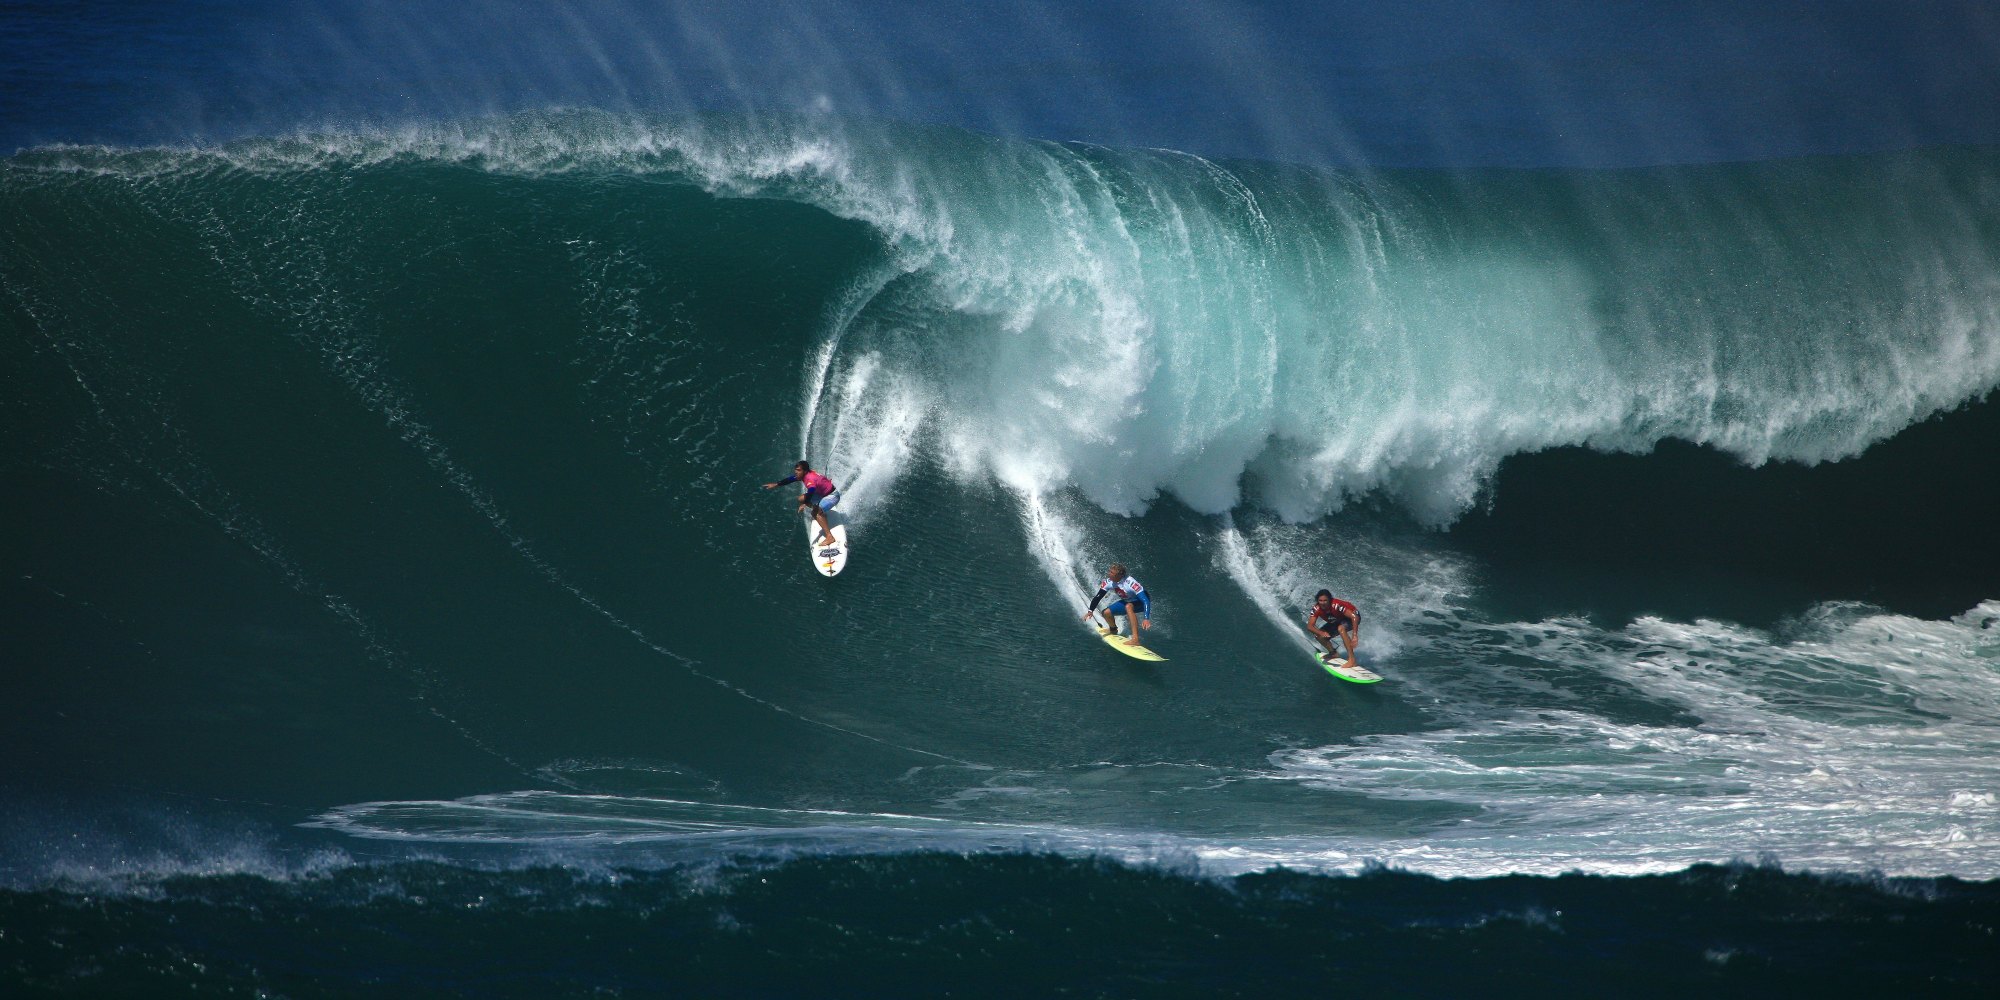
[1082,563,1152,646]
[763,460,839,547]
[1306,589,1360,667]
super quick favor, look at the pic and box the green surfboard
[1318,653,1382,683]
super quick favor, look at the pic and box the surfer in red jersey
[1306,589,1360,667]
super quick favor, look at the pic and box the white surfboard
[1318,652,1382,684]
[806,510,848,577]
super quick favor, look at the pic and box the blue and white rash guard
[1087,575,1151,619]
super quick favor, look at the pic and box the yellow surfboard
[1099,629,1167,662]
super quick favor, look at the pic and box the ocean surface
[5,3,2000,996]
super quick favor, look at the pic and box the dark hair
[1315,589,1333,601]
[795,460,811,470]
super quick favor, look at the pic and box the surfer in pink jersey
[763,460,840,547]
[1082,563,1153,646]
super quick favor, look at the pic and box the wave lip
[15,113,1998,527]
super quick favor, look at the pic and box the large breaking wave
[6,112,2000,889]
[14,112,1999,529]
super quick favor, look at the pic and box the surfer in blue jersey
[763,460,840,547]
[1083,563,1152,646]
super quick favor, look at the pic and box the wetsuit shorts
[1104,594,1151,618]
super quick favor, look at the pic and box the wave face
[5,113,2000,990]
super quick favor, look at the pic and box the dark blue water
[5,3,1999,995]
[8,2,2000,164]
